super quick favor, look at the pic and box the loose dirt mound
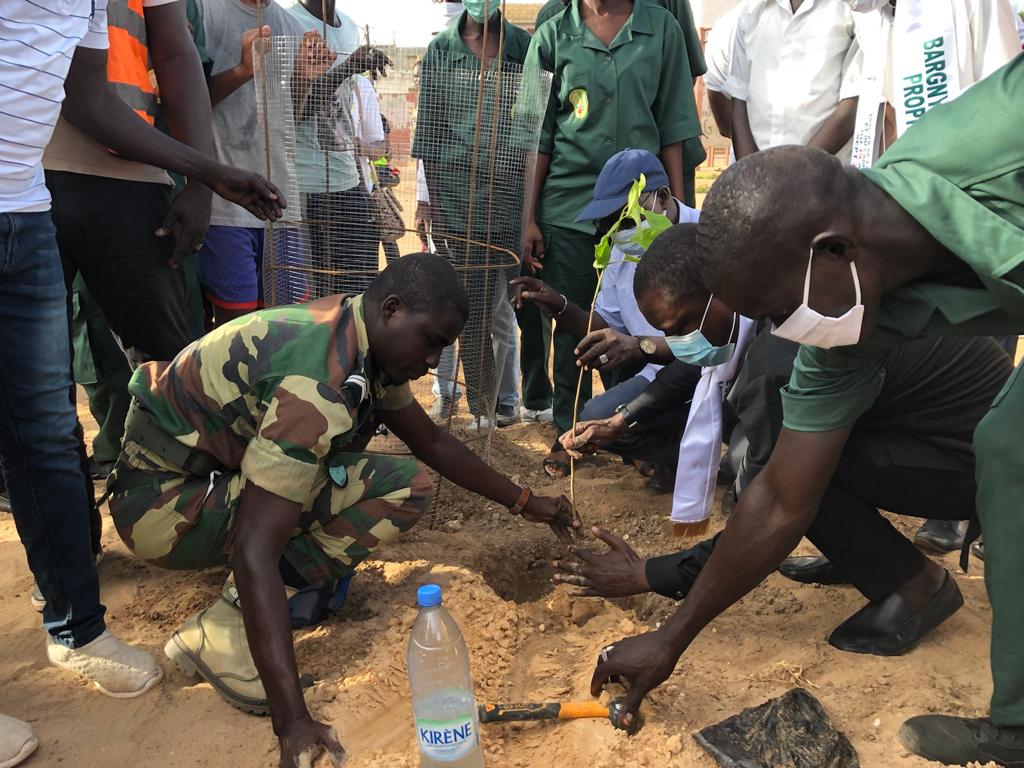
[0,421,997,767]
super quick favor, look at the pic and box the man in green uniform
[412,0,532,424]
[107,253,577,768]
[583,56,1024,765]
[523,0,700,475]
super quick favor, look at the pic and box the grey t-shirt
[195,0,305,227]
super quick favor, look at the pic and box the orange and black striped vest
[107,0,158,125]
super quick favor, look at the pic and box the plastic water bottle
[407,584,485,767]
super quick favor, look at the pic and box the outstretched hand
[520,493,581,546]
[590,630,681,732]
[509,276,562,314]
[211,165,287,221]
[553,527,649,598]
[558,414,628,458]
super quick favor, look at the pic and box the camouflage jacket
[127,295,413,503]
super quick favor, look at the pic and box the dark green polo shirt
[527,0,700,233]
[783,56,1024,433]
[411,12,533,235]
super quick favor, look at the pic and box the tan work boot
[47,630,162,698]
[163,582,269,715]
[0,714,37,768]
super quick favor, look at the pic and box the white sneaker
[31,550,104,612]
[521,407,553,423]
[467,416,495,433]
[0,715,37,768]
[47,630,162,699]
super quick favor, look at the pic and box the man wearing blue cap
[513,149,698,477]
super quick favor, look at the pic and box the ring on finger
[598,353,610,365]
[600,645,615,662]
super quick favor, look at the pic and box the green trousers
[973,360,1024,725]
[516,258,553,412]
[538,225,602,435]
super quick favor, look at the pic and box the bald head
[696,146,858,312]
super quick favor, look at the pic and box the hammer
[478,698,637,732]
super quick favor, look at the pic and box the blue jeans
[0,212,106,647]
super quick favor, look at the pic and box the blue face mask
[664,295,737,367]
[611,220,652,257]
[462,0,497,22]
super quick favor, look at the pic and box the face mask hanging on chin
[771,248,865,349]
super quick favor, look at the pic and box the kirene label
[416,716,477,761]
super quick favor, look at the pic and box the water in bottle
[407,584,485,767]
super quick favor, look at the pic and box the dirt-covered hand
[558,414,628,458]
[553,526,650,598]
[509,276,562,314]
[522,221,545,272]
[278,718,346,768]
[576,329,641,371]
[590,630,681,731]
[520,493,580,546]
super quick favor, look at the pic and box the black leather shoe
[778,556,849,585]
[914,519,967,554]
[971,538,985,561]
[828,571,963,656]
[899,715,1024,766]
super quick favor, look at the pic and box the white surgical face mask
[664,295,737,367]
[771,249,865,348]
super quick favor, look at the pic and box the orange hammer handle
[557,701,611,720]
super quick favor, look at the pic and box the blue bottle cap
[417,584,442,608]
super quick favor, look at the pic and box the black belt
[121,401,223,478]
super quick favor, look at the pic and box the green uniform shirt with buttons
[527,0,701,233]
[411,11,533,235]
[533,0,707,176]
[782,56,1024,434]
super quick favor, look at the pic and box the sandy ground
[0,394,1000,768]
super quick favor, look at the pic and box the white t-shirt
[348,74,386,193]
[0,0,109,213]
[593,200,700,382]
[703,2,745,94]
[725,0,863,160]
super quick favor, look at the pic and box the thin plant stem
[568,266,606,520]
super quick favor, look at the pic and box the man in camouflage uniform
[107,253,576,768]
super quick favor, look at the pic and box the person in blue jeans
[0,4,286,761]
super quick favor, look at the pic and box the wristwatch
[614,403,639,431]
[638,336,658,359]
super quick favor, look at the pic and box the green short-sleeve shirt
[527,0,700,233]
[411,12,532,235]
[129,295,412,503]
[783,56,1024,433]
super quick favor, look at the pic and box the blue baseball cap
[575,149,670,223]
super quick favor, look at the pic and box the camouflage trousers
[109,454,434,587]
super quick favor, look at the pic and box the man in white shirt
[512,151,700,482]
[0,2,284,762]
[702,2,746,140]
[727,0,864,161]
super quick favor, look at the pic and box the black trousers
[47,171,193,364]
[306,186,381,297]
[806,444,976,602]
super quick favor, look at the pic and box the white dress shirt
[703,2,745,94]
[725,0,863,160]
